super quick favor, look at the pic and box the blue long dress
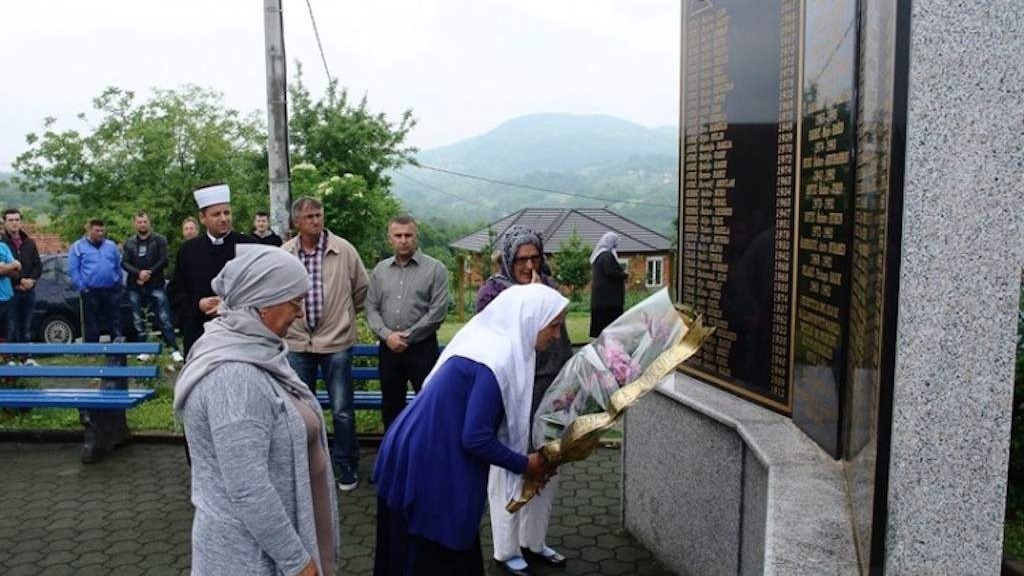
[372,356,528,575]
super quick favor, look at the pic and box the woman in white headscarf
[373,283,569,576]
[477,226,573,575]
[589,231,628,338]
[174,245,338,576]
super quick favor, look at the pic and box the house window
[646,257,663,287]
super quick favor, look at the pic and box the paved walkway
[0,442,671,575]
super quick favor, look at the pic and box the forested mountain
[0,172,50,213]
[391,114,679,234]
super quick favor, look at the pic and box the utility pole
[264,0,291,238]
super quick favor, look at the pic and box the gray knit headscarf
[173,244,313,411]
[493,225,546,287]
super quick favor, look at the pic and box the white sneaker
[136,354,153,362]
[170,350,184,363]
[22,358,39,366]
[337,478,359,492]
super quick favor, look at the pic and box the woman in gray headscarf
[589,232,628,337]
[174,245,338,576]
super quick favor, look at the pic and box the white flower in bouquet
[532,288,688,448]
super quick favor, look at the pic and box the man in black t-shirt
[123,211,183,363]
[251,211,283,246]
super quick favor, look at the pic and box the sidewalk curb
[0,428,390,447]
[1,430,623,448]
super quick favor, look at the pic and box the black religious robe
[168,231,256,354]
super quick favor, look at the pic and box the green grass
[439,311,592,345]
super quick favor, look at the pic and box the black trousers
[379,334,440,430]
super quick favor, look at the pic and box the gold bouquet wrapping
[507,306,713,512]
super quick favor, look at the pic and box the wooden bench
[0,342,162,462]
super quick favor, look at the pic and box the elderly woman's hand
[525,452,557,486]
[199,296,221,316]
[297,559,318,576]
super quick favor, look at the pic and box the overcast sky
[0,0,681,171]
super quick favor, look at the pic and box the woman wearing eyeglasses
[174,245,338,576]
[476,226,572,575]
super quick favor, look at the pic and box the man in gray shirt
[364,215,449,429]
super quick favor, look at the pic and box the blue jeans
[81,287,122,343]
[7,289,35,342]
[127,286,178,350]
[287,349,359,477]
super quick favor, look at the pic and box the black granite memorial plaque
[678,0,861,457]
[678,0,802,412]
[678,0,908,568]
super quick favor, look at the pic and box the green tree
[552,229,592,301]
[288,65,416,261]
[13,86,267,252]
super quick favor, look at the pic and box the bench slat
[315,390,414,410]
[0,366,160,379]
[349,344,444,358]
[351,344,379,357]
[351,367,378,381]
[0,389,156,409]
[0,343,163,355]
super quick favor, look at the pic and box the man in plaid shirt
[283,196,369,491]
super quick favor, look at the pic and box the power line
[302,0,333,84]
[394,171,489,208]
[413,163,677,209]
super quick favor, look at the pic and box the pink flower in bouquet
[643,312,672,344]
[599,337,642,386]
[552,389,577,411]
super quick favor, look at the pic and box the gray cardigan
[181,363,339,576]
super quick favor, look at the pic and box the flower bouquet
[507,288,714,512]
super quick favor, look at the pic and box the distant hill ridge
[417,113,677,177]
[392,113,680,234]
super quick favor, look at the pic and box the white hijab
[423,283,568,500]
[589,231,620,264]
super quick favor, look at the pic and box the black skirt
[590,306,624,338]
[374,497,484,576]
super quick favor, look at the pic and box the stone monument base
[623,373,859,575]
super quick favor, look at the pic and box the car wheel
[41,315,76,344]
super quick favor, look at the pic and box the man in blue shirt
[0,241,23,340]
[68,219,123,342]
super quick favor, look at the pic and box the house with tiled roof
[450,208,674,293]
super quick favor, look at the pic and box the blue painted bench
[0,342,162,462]
[313,344,438,410]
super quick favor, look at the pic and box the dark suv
[30,254,144,343]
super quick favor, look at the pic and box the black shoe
[81,445,105,464]
[495,558,532,576]
[522,546,567,568]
